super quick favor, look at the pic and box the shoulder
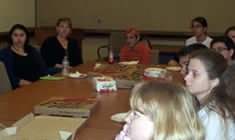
[198,106,232,140]
[185,36,196,46]
[205,36,213,42]
[28,46,40,55]
[138,43,151,51]
[41,36,58,50]
[0,46,10,52]
[121,45,130,51]
[0,47,13,63]
[67,37,79,47]
[0,47,12,55]
[43,36,57,43]
[202,36,213,48]
[206,36,213,40]
[67,37,77,42]
[198,107,221,122]
[30,47,39,53]
[187,36,196,41]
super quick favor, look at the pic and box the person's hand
[55,64,63,68]
[19,79,32,87]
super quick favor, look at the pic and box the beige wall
[37,0,235,33]
[0,0,35,32]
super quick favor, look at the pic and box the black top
[0,47,47,89]
[40,36,83,68]
[13,51,41,82]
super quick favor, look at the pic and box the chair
[97,31,126,61]
[0,61,12,94]
[151,49,159,64]
[97,32,152,62]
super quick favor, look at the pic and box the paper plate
[68,72,87,79]
[111,112,128,123]
[165,66,182,71]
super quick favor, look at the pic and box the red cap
[126,28,140,38]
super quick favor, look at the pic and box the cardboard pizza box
[34,97,100,118]
[0,113,87,140]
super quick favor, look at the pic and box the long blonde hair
[130,82,204,140]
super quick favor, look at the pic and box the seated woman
[0,24,47,89]
[184,50,235,140]
[120,28,151,64]
[115,82,204,140]
[185,17,213,48]
[225,26,235,44]
[40,17,83,75]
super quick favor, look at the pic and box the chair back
[151,49,159,64]
[0,61,12,94]
[108,32,126,57]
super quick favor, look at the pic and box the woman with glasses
[211,37,234,65]
[185,17,213,48]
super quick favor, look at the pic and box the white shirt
[198,106,235,140]
[185,36,213,48]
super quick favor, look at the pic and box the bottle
[62,56,69,76]
[108,46,114,64]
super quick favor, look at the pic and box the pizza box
[0,113,87,140]
[34,97,100,118]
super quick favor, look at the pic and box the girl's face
[11,29,27,48]
[56,21,71,38]
[179,55,190,77]
[227,30,235,44]
[184,58,216,101]
[211,42,233,62]
[115,111,154,140]
[126,31,139,48]
[191,21,207,37]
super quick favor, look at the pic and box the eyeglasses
[211,47,229,52]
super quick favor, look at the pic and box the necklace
[57,36,68,49]
[11,46,27,56]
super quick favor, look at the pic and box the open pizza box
[0,113,87,140]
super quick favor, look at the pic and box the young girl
[185,17,213,48]
[115,82,204,140]
[119,28,152,64]
[185,50,235,139]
